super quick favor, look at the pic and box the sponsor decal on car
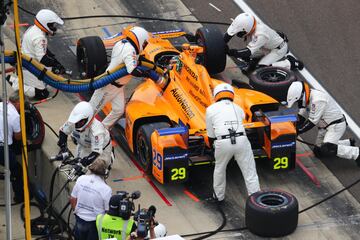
[170,88,195,119]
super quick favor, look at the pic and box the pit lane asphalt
[181,0,360,206]
[13,0,360,239]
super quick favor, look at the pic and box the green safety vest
[96,213,135,240]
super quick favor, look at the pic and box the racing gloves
[131,66,160,81]
[80,152,100,166]
[40,49,66,74]
[57,130,68,152]
[227,48,252,61]
[297,119,315,135]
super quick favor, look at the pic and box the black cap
[108,195,122,216]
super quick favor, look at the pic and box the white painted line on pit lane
[209,3,222,12]
[233,0,360,139]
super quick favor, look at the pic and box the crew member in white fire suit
[57,101,113,170]
[9,9,65,100]
[286,81,360,166]
[206,83,261,202]
[89,26,163,129]
[224,12,304,73]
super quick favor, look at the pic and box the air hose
[3,50,163,93]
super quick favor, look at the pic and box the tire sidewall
[249,66,297,101]
[245,190,299,237]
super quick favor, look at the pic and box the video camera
[116,191,141,220]
[134,205,157,238]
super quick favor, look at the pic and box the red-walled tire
[246,190,298,237]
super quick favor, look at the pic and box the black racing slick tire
[135,122,170,174]
[13,104,45,154]
[249,67,297,102]
[195,25,226,75]
[76,36,107,78]
[245,190,299,237]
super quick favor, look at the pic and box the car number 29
[171,167,186,181]
[273,156,288,170]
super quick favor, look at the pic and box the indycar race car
[77,25,298,184]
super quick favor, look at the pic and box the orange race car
[76,26,298,184]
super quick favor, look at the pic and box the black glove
[57,130,68,152]
[80,152,100,166]
[73,164,86,176]
[227,49,238,57]
[297,114,306,126]
[297,119,315,135]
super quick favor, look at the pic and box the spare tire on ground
[249,67,297,102]
[245,189,299,237]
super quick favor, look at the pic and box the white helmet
[227,13,256,37]
[35,9,64,35]
[213,83,235,102]
[286,81,304,108]
[68,101,94,131]
[123,26,150,53]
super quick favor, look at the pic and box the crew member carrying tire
[8,9,66,100]
[224,13,304,74]
[286,81,360,166]
[57,101,113,170]
[89,26,167,130]
[206,83,261,202]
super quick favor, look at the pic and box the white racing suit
[300,89,359,160]
[10,25,48,97]
[60,118,113,167]
[89,40,137,129]
[245,20,291,68]
[206,100,260,201]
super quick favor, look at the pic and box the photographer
[96,194,136,240]
[70,159,112,240]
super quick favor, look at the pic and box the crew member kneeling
[206,83,260,202]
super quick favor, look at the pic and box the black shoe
[34,88,50,100]
[287,55,304,70]
[350,138,356,146]
[6,75,12,86]
[356,154,360,168]
[206,193,224,204]
[13,195,24,204]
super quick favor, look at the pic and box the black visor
[47,22,58,33]
[75,118,88,129]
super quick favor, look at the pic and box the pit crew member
[224,12,304,73]
[286,81,360,166]
[89,26,163,129]
[57,101,113,169]
[206,83,261,202]
[9,9,66,100]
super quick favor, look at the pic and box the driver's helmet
[213,83,235,102]
[227,13,256,38]
[123,26,150,53]
[35,9,64,35]
[68,101,94,132]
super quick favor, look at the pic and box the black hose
[18,5,230,26]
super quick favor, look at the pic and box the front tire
[245,190,299,237]
[135,122,170,174]
[249,67,297,101]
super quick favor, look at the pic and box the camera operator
[70,159,112,240]
[96,194,136,240]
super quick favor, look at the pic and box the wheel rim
[259,69,288,83]
[137,135,150,170]
[257,193,289,208]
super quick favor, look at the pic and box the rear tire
[249,67,297,101]
[195,25,226,75]
[76,36,107,78]
[245,190,298,237]
[135,122,170,174]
